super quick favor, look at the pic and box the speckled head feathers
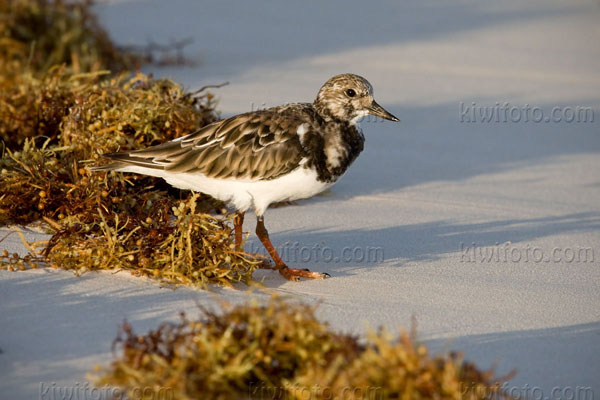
[314,73,399,123]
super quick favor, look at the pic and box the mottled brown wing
[103,108,308,180]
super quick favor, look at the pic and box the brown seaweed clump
[0,0,132,148]
[0,0,138,76]
[0,65,218,158]
[44,192,260,286]
[0,69,218,224]
[0,0,196,148]
[0,68,265,287]
[0,66,80,149]
[94,296,514,400]
[0,0,261,288]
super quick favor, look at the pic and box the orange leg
[255,216,330,281]
[233,211,245,251]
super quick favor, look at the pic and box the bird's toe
[277,266,330,281]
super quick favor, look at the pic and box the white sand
[1,0,599,398]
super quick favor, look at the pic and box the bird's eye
[345,88,356,98]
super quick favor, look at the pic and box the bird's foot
[278,265,330,281]
[257,260,329,281]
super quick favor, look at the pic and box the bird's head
[314,73,399,124]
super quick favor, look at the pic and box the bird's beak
[367,100,400,122]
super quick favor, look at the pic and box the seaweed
[95,296,515,400]
[43,192,260,287]
[0,0,138,75]
[0,67,267,287]
[0,69,219,221]
[0,0,264,287]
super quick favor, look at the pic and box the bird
[93,73,399,281]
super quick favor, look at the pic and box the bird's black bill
[368,100,400,122]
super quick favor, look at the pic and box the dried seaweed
[0,66,77,149]
[43,193,260,287]
[0,0,202,147]
[0,69,219,221]
[94,296,514,400]
[0,66,267,287]
[0,0,138,76]
[0,65,218,152]
[0,0,264,287]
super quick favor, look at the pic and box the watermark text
[459,102,595,123]
[460,242,594,264]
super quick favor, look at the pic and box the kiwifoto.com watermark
[460,242,595,264]
[468,382,594,400]
[249,382,595,400]
[249,383,385,400]
[246,240,384,264]
[39,382,173,400]
[459,102,595,123]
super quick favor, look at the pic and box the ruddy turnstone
[94,73,399,281]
